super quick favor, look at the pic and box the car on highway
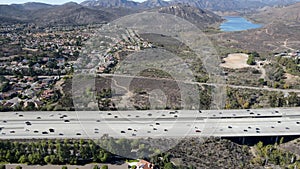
[25,121,31,125]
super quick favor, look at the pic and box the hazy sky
[0,0,145,5]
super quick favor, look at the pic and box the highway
[1,108,300,139]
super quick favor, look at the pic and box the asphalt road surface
[1,108,300,139]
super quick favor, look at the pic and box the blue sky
[0,0,145,5]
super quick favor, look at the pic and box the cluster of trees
[276,56,300,77]
[0,139,111,165]
[225,88,300,109]
[61,165,108,169]
[265,55,300,89]
[150,153,184,169]
[252,140,300,168]
[163,137,252,168]
[266,63,285,82]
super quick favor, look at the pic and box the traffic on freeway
[1,108,300,139]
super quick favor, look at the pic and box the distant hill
[0,5,29,21]
[171,0,244,11]
[141,0,170,8]
[80,0,139,8]
[256,0,300,6]
[157,4,223,29]
[11,2,54,10]
[250,2,300,24]
[2,0,299,26]
[80,0,300,11]
[0,2,113,26]
[30,2,112,26]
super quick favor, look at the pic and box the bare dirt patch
[220,53,249,69]
[284,73,300,88]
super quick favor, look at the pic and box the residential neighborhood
[0,23,155,111]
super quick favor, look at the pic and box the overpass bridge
[0,108,300,139]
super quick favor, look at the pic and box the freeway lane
[0,108,300,139]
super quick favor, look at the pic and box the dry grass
[284,73,300,89]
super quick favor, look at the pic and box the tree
[15,166,22,169]
[93,165,100,169]
[247,55,256,65]
[18,155,27,164]
[164,162,176,169]
[101,165,108,169]
[44,155,51,164]
[0,82,10,92]
[25,102,36,111]
[287,92,299,106]
[250,51,260,58]
[49,155,58,164]
[61,166,68,169]
[5,150,13,162]
[0,164,5,169]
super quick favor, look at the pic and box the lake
[220,16,262,32]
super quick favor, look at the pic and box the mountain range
[80,0,300,11]
[0,2,112,25]
[1,0,300,26]
[250,1,300,23]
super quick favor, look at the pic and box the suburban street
[1,108,300,139]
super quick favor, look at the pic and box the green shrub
[15,166,22,169]
[93,165,100,169]
[101,165,108,169]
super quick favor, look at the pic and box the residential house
[136,160,154,169]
